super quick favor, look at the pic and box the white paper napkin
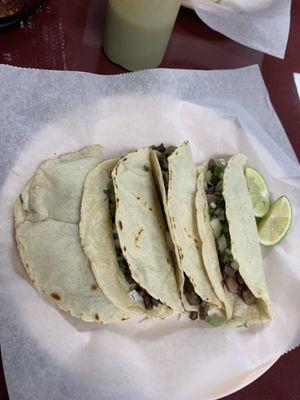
[184,0,292,58]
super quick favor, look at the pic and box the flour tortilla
[196,154,271,325]
[15,146,128,323]
[111,147,183,314]
[150,141,222,312]
[80,159,171,317]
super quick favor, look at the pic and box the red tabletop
[0,1,299,399]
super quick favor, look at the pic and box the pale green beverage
[103,0,181,71]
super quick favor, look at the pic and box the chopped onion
[217,234,227,253]
[128,290,143,303]
[210,218,222,239]
[219,158,226,167]
[207,305,224,319]
[210,202,217,209]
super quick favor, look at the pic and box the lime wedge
[245,167,270,218]
[258,196,292,246]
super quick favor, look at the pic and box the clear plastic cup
[103,0,181,71]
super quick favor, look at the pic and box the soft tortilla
[196,165,234,319]
[15,146,128,323]
[196,154,271,324]
[111,147,183,314]
[223,154,271,324]
[150,141,222,312]
[80,160,171,317]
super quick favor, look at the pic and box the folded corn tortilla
[80,159,175,317]
[15,146,128,323]
[111,147,183,314]
[196,154,271,325]
[150,141,222,314]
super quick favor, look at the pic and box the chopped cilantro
[165,145,177,157]
[103,179,115,198]
[208,206,216,217]
[19,194,24,205]
[215,179,223,193]
[162,170,169,189]
[207,317,225,327]
[213,166,225,178]
[223,248,233,263]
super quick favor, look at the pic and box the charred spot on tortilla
[118,220,123,230]
[132,193,141,201]
[91,283,98,291]
[51,292,61,301]
[178,246,184,260]
[149,207,153,211]
[143,165,150,172]
[94,313,100,321]
[123,157,127,161]
[184,227,193,240]
[134,228,144,249]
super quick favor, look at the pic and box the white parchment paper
[0,64,299,400]
[190,0,291,58]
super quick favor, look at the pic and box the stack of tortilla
[15,141,271,326]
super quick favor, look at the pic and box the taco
[15,146,128,324]
[195,154,271,325]
[150,141,222,321]
[81,147,183,317]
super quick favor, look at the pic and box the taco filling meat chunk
[151,144,177,191]
[104,179,160,310]
[183,274,209,320]
[205,159,256,306]
[153,143,209,321]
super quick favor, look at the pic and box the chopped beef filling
[151,143,177,191]
[153,143,210,321]
[205,159,256,306]
[104,179,160,310]
[184,274,208,320]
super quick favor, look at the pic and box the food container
[102,0,181,71]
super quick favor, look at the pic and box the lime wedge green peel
[258,196,292,246]
[245,167,270,218]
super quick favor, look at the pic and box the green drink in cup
[103,0,181,71]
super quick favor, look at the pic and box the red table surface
[0,1,299,399]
